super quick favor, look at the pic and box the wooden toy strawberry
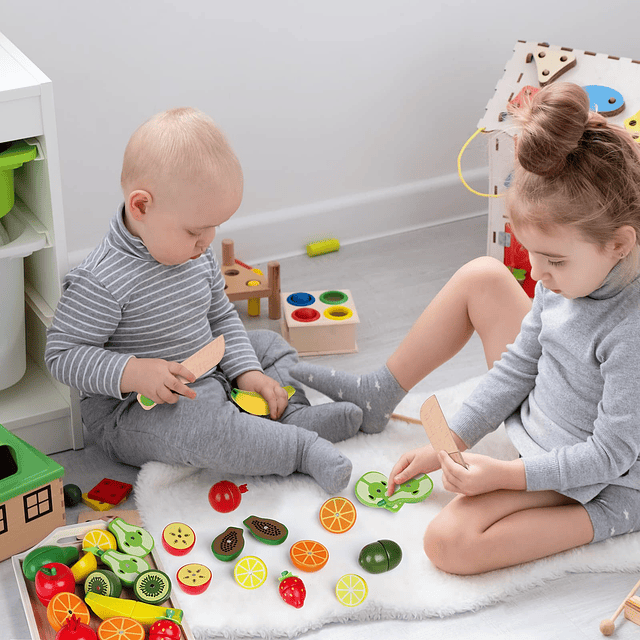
[278,571,306,608]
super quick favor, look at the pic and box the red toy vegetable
[149,619,181,639]
[55,614,97,640]
[208,480,248,513]
[35,562,76,606]
[278,571,306,608]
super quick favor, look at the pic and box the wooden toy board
[280,289,359,356]
[481,41,640,261]
[11,519,196,640]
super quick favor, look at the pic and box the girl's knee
[455,256,512,288]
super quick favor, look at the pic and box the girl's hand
[121,357,197,405]
[236,370,289,420]
[387,445,440,496]
[438,450,526,496]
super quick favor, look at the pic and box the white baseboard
[68,167,489,268]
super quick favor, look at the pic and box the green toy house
[0,423,65,562]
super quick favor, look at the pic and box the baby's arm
[45,270,132,398]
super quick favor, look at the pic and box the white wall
[2,0,639,263]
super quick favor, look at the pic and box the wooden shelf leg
[268,261,281,320]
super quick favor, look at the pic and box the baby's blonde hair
[506,83,640,257]
[121,107,243,197]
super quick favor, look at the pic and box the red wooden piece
[87,478,133,505]
[504,223,537,298]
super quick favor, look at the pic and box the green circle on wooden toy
[133,569,172,604]
[63,483,83,507]
[319,290,348,305]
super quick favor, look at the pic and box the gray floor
[3,215,639,639]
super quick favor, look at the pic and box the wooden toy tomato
[208,480,248,513]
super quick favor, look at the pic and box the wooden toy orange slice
[319,497,357,534]
[290,539,329,572]
[98,617,145,640]
[46,591,91,631]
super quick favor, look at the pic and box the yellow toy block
[81,492,127,512]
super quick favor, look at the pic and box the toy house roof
[479,40,640,135]
[0,423,64,503]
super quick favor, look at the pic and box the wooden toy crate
[12,519,195,640]
[280,289,359,356]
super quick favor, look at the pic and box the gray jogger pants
[80,330,319,476]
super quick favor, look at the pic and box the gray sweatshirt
[449,262,640,504]
[45,205,261,400]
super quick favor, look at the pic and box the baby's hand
[236,370,289,420]
[387,445,440,496]
[121,357,197,405]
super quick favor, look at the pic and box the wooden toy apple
[162,522,196,556]
[176,563,212,595]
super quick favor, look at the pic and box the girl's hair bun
[511,83,593,177]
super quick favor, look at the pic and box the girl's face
[512,223,621,299]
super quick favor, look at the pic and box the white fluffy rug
[135,375,640,639]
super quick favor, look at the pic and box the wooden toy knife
[137,334,225,410]
[420,394,468,468]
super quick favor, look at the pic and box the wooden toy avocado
[358,539,403,574]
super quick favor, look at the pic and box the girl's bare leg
[387,256,532,391]
[424,489,594,575]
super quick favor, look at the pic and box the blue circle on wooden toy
[583,85,624,116]
[287,292,315,307]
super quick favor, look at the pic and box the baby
[45,107,361,493]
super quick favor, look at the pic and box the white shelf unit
[479,40,640,261]
[0,32,82,454]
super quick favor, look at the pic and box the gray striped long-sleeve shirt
[45,205,262,399]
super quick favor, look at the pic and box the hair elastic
[457,127,504,198]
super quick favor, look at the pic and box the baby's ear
[128,189,153,220]
[610,225,636,258]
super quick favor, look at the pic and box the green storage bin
[0,140,37,218]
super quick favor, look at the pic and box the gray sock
[297,432,352,493]
[290,363,407,434]
[281,402,363,443]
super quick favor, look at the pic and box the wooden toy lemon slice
[319,497,357,533]
[82,529,118,551]
[234,556,267,590]
[335,573,368,607]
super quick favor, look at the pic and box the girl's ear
[128,190,153,221]
[610,225,637,258]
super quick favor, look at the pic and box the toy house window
[23,486,53,523]
[0,444,18,481]
[0,505,7,535]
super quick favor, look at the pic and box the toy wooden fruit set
[12,519,196,640]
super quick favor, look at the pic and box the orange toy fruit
[98,617,145,640]
[46,591,91,631]
[289,540,329,572]
[319,497,357,534]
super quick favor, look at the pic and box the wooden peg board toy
[221,239,281,320]
[280,289,360,356]
[420,395,467,468]
[479,41,640,290]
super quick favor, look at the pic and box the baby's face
[138,179,241,265]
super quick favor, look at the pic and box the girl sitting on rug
[290,82,640,574]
